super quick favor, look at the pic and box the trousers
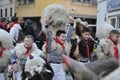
[50,63,66,80]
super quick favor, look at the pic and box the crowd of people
[0,10,120,80]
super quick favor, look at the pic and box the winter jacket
[9,23,22,43]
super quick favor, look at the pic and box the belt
[79,59,89,63]
[49,61,62,64]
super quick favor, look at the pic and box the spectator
[9,16,24,45]
[24,19,35,40]
[0,17,7,30]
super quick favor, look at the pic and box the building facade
[14,0,97,30]
[97,0,107,30]
[97,0,120,29]
[107,0,120,29]
[0,0,15,19]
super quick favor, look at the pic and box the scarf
[0,48,6,57]
[85,41,90,58]
[24,47,32,55]
[53,37,65,50]
[114,45,119,59]
[109,37,119,59]
[0,22,6,30]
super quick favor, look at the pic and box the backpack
[13,29,25,46]
[17,30,25,43]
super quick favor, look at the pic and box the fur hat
[0,29,13,49]
[41,4,69,36]
[96,22,114,39]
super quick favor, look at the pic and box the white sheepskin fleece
[96,22,114,39]
[11,43,44,58]
[0,29,13,49]
[41,4,69,36]
[73,18,83,28]
[0,50,11,67]
[96,38,112,60]
[25,53,46,77]
[0,29,13,67]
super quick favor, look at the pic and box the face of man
[3,20,8,25]
[57,33,66,44]
[81,32,90,40]
[24,37,33,49]
[110,34,119,42]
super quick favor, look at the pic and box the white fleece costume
[41,4,71,80]
[95,22,115,60]
[0,29,13,80]
[10,43,44,80]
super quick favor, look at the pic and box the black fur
[85,58,119,77]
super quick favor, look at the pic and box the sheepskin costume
[95,22,115,59]
[41,4,69,36]
[23,53,53,80]
[0,29,13,67]
[41,4,71,56]
[25,53,46,77]
[96,22,114,39]
[0,29,13,79]
[11,43,44,59]
[41,4,72,78]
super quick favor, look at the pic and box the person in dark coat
[24,19,35,40]
[70,27,94,62]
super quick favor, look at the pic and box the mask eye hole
[37,65,40,67]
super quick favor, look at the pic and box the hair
[56,30,66,37]
[81,27,91,33]
[75,23,84,36]
[0,17,7,23]
[25,35,34,41]
[11,16,18,22]
[110,30,120,35]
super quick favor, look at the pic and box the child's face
[110,34,119,42]
[81,32,90,40]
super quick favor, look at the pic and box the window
[92,0,97,5]
[72,0,81,2]
[5,8,7,17]
[23,0,28,5]
[0,9,2,17]
[83,0,91,4]
[10,8,12,16]
[72,0,92,4]
[28,0,34,5]
[18,0,23,6]
[110,18,116,28]
[18,0,34,6]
